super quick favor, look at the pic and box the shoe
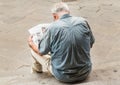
[31,62,43,73]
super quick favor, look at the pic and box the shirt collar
[60,14,71,19]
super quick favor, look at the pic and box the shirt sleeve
[85,21,95,48]
[38,28,51,55]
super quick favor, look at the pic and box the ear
[53,13,59,21]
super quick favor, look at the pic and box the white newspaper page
[28,23,50,46]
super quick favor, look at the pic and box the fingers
[28,35,33,47]
[28,35,33,42]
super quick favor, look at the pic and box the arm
[28,35,43,56]
[85,21,95,48]
[38,28,51,55]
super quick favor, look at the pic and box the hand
[28,35,42,56]
[28,35,33,48]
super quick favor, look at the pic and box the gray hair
[51,2,70,13]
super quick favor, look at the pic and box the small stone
[41,82,46,84]
[62,0,77,2]
[22,75,24,77]
[113,69,117,72]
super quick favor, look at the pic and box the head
[51,2,70,21]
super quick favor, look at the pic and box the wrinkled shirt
[38,14,95,82]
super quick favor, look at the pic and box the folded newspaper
[28,23,50,46]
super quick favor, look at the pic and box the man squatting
[28,2,95,83]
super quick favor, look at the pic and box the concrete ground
[0,0,120,85]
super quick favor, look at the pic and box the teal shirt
[39,14,95,82]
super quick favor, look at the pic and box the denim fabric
[39,14,95,82]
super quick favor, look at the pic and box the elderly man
[28,2,95,83]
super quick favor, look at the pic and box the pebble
[113,69,117,72]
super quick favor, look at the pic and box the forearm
[29,42,39,54]
[28,36,43,56]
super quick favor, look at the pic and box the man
[28,2,95,83]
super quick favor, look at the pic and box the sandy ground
[0,0,120,85]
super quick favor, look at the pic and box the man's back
[39,14,95,82]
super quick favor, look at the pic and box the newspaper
[28,23,50,46]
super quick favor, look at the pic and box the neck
[53,11,70,21]
[58,11,70,18]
